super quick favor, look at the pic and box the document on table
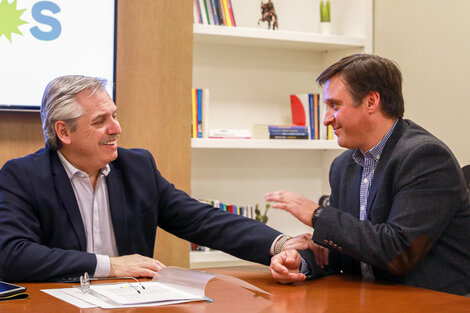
[42,266,271,309]
[87,281,203,305]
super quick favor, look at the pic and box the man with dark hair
[0,75,309,282]
[266,54,470,295]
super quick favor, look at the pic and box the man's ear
[366,91,381,113]
[55,121,72,145]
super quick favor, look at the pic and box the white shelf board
[190,250,239,263]
[190,250,253,268]
[192,138,343,150]
[194,24,366,51]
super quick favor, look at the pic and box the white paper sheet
[42,266,270,309]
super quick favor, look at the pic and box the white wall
[374,0,470,166]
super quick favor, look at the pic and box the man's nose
[323,108,334,126]
[108,119,122,135]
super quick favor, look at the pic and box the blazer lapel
[107,163,130,255]
[344,160,362,219]
[50,151,87,251]
[366,119,406,218]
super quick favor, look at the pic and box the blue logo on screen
[0,0,61,43]
[30,1,61,41]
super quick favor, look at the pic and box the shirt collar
[352,119,399,165]
[57,150,111,179]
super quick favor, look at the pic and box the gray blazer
[301,119,470,295]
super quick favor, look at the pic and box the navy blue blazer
[300,119,470,295]
[0,147,281,282]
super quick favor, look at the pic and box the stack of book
[252,124,309,139]
[208,128,251,139]
[290,93,334,140]
[191,88,209,138]
[194,0,236,26]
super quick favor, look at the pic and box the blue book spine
[268,125,307,131]
[197,89,202,138]
[213,0,224,25]
[269,131,309,136]
[309,94,315,139]
[210,0,219,25]
[269,128,308,134]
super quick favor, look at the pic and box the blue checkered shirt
[351,120,398,279]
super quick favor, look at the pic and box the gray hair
[40,75,108,150]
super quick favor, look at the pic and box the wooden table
[1,265,469,313]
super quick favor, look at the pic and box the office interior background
[1,0,468,268]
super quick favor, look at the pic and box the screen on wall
[0,0,116,112]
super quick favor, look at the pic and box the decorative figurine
[258,0,278,30]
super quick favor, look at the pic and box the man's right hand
[269,249,306,284]
[110,254,165,278]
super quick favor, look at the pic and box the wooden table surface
[1,265,469,313]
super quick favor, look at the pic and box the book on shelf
[191,88,210,138]
[208,128,251,139]
[191,89,197,138]
[290,93,332,140]
[193,0,202,24]
[252,124,309,139]
[190,198,256,252]
[193,0,236,26]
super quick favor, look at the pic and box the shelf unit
[190,0,372,268]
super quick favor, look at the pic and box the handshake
[266,190,330,284]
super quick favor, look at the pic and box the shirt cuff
[299,257,311,276]
[93,254,111,278]
[270,234,284,256]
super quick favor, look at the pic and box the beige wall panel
[0,113,43,166]
[374,0,470,165]
[116,0,193,267]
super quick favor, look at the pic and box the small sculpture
[258,0,278,30]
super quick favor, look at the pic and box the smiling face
[57,88,121,176]
[323,75,372,151]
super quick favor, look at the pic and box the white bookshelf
[190,0,372,267]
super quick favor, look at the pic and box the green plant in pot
[320,0,331,34]
[255,203,270,224]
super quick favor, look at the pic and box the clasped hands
[108,190,324,283]
[267,190,328,284]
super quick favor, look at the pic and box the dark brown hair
[316,54,404,118]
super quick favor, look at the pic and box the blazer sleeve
[312,140,465,276]
[142,150,282,266]
[0,160,96,282]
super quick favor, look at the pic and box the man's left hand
[265,190,318,226]
[280,233,329,269]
